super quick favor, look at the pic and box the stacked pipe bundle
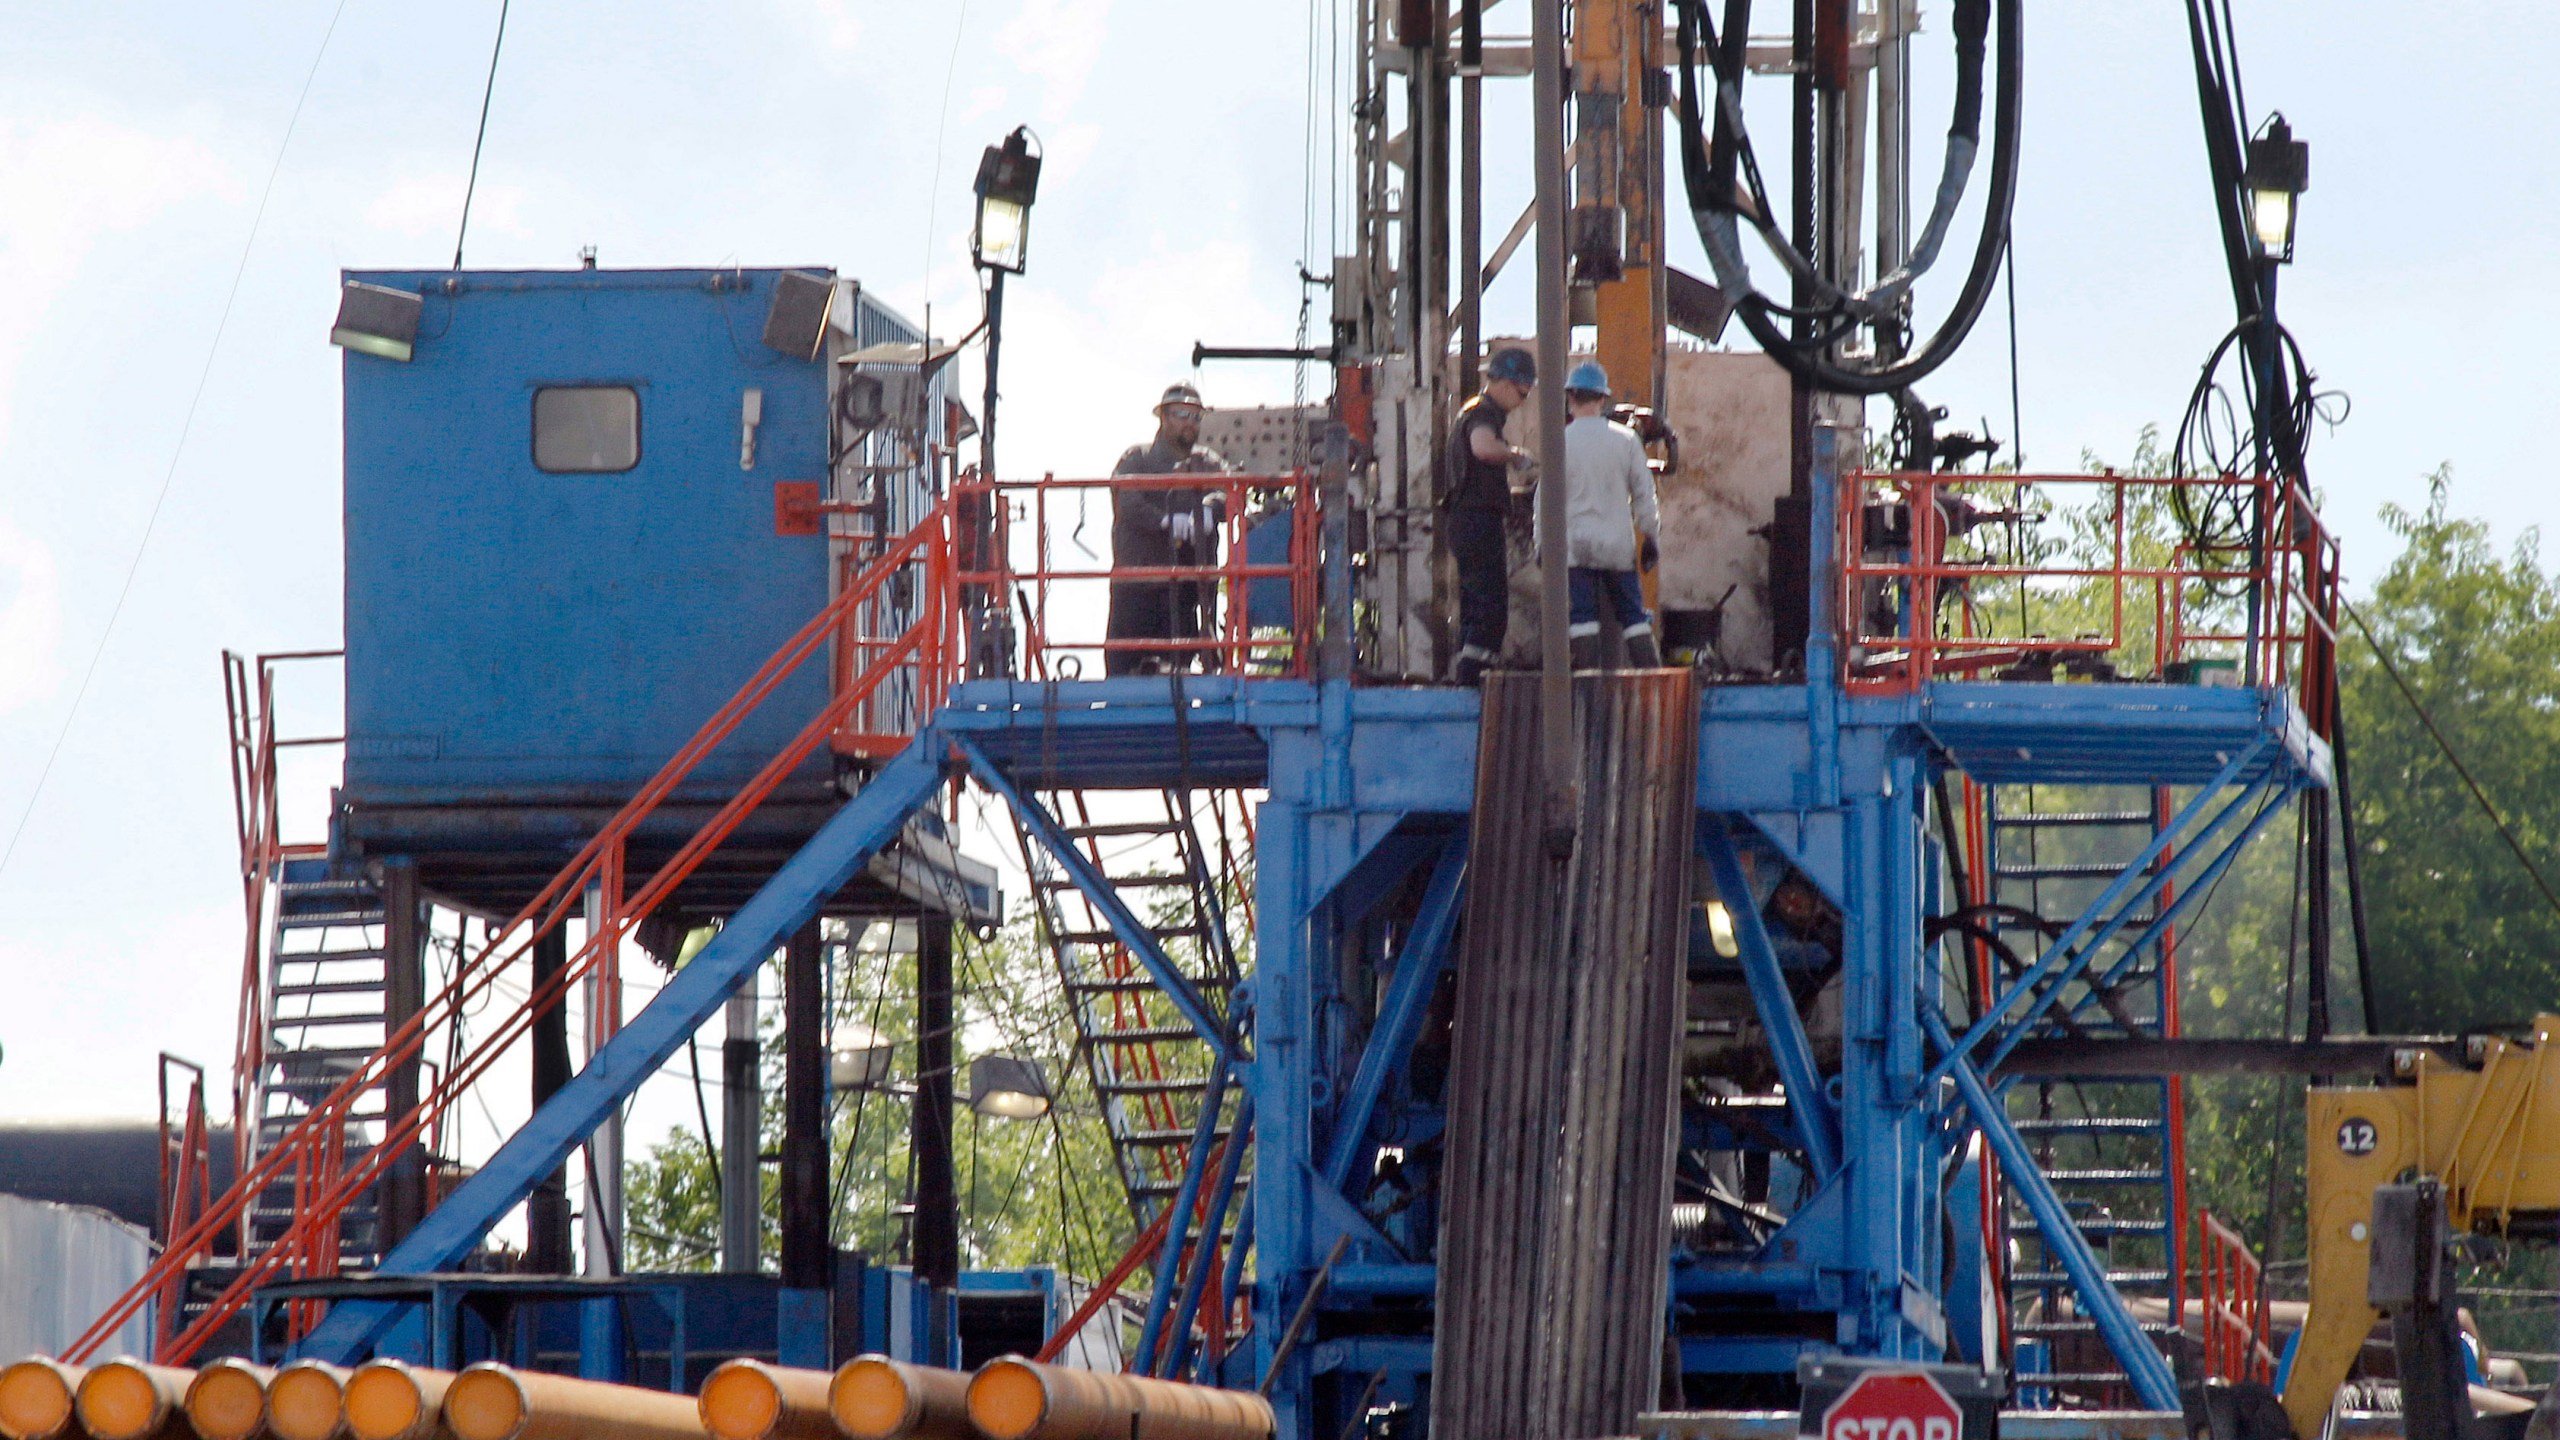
[1430,670,1699,1440]
[0,1351,1269,1440]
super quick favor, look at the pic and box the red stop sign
[1821,1371,1963,1440]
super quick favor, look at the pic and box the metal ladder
[1013,789,1248,1227]
[1984,785,2188,1406]
[245,858,392,1272]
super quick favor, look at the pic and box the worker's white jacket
[1540,413,1661,571]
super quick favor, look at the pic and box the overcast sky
[0,0,2547,1143]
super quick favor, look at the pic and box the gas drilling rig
[9,2,2509,1440]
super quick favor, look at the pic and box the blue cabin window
[532,386,641,472]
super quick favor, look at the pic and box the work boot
[1452,651,1490,687]
[1569,634,1603,671]
[1624,631,1663,669]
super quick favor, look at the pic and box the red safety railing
[75,498,961,1365]
[2197,1208,2276,1385]
[222,649,344,1237]
[1839,471,2338,709]
[957,470,1321,680]
[154,1054,214,1356]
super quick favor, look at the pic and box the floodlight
[2243,114,2309,262]
[330,281,423,362]
[971,128,1043,275]
[830,1024,895,1090]
[968,1054,1052,1120]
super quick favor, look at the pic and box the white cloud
[0,518,62,717]
[995,0,1113,119]
[364,170,527,242]
[0,110,233,452]
[772,0,865,58]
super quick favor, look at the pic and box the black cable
[453,0,513,269]
[2328,683,2380,1032]
[2344,598,2560,926]
[1675,0,2022,394]
[2003,238,2023,468]
[687,1034,722,1194]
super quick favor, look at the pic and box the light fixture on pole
[971,128,1043,277]
[830,1023,895,1090]
[2243,114,2309,263]
[967,1055,1052,1120]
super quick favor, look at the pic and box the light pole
[968,127,1042,678]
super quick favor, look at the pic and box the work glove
[1201,491,1228,525]
[1168,513,1197,546]
[1640,535,1660,571]
[1507,448,1539,482]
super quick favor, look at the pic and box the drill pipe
[965,1358,1275,1440]
[696,1362,831,1440]
[825,1358,971,1440]
[0,1358,83,1440]
[342,1362,454,1440]
[264,1364,349,1440]
[183,1361,273,1440]
[76,1362,193,1440]
[440,1366,703,1440]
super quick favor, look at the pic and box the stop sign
[1819,1369,1963,1440]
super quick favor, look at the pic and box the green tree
[2341,472,2560,1033]
[624,914,1136,1280]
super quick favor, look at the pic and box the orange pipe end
[0,1359,82,1440]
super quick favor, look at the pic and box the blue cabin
[332,265,987,918]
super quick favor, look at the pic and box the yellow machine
[2283,1015,2560,1438]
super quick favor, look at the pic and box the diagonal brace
[297,734,955,1360]
[2051,782,2300,1036]
[1135,1060,1234,1373]
[1929,736,2266,1088]
[954,735,1231,1062]
[1925,1007,2183,1412]
[1322,836,1468,1190]
[1975,776,2279,1073]
[1702,817,1842,1179]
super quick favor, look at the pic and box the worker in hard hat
[1107,382,1231,676]
[1548,360,1664,669]
[1440,347,1539,686]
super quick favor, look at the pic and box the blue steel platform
[297,667,2323,1439]
[940,675,2327,801]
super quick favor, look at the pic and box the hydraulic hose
[1677,0,2023,394]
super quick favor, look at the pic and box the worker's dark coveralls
[1106,437,1229,676]
[1441,394,1516,670]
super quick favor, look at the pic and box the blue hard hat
[1565,360,1611,397]
[1487,347,1536,385]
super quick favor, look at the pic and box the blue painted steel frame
[296,739,954,1361]
[330,443,2324,1430]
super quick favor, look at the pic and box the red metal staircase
[72,497,963,1364]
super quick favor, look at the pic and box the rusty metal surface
[1432,669,1699,1440]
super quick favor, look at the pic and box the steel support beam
[295,736,952,1361]
[1135,1060,1234,1373]
[1924,1008,2182,1411]
[953,736,1230,1058]
[1996,1034,2465,1078]
[1321,836,1467,1191]
[1699,818,1841,1179]
[1929,736,2267,1086]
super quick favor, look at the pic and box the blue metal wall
[341,267,910,807]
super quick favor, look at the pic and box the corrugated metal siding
[1432,669,1699,1440]
[0,1193,151,1358]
